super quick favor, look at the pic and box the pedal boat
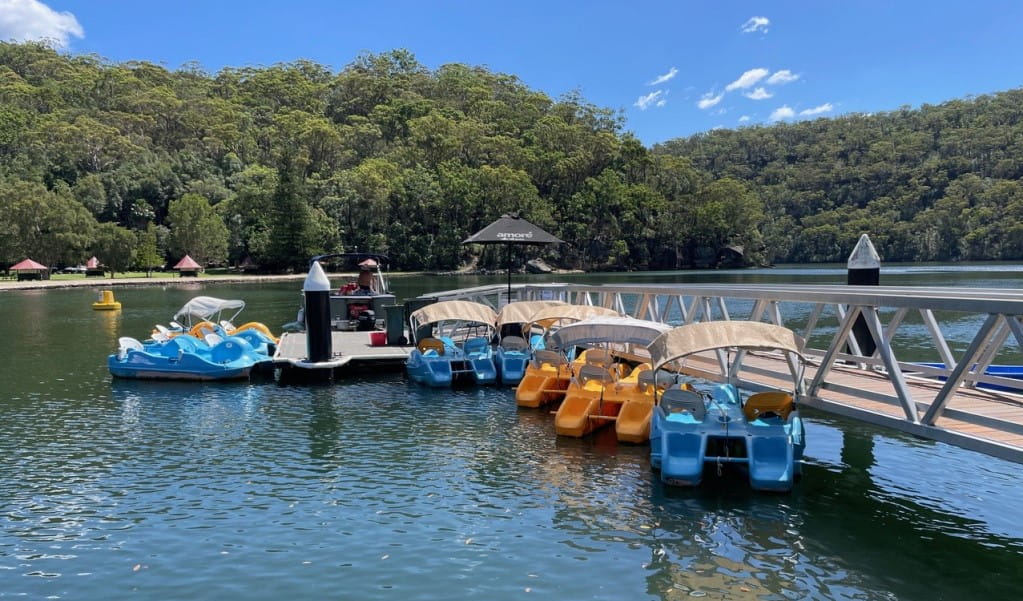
[406,300,499,387]
[514,304,621,407]
[494,300,567,386]
[108,333,272,381]
[152,296,278,348]
[547,316,673,441]
[647,321,808,492]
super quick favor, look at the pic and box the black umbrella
[462,214,563,300]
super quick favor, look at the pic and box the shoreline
[0,272,425,292]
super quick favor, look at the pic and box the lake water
[2,265,1022,600]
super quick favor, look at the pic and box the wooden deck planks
[275,331,412,364]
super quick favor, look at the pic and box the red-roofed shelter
[173,255,202,277]
[10,258,50,281]
[85,256,105,277]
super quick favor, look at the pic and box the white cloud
[767,69,799,85]
[725,68,769,91]
[697,91,723,109]
[745,87,773,100]
[741,16,770,34]
[648,67,678,86]
[0,0,83,48]
[655,97,667,108]
[635,90,665,110]
[739,115,751,123]
[770,105,795,121]
[800,103,834,116]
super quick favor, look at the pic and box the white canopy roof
[496,300,567,326]
[525,304,621,329]
[410,300,498,328]
[550,316,673,349]
[650,321,806,372]
[173,296,246,325]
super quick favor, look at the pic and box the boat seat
[463,336,490,355]
[659,388,707,421]
[220,320,235,332]
[533,349,566,368]
[743,391,794,421]
[204,332,224,347]
[417,338,445,356]
[584,349,614,368]
[577,364,616,386]
[500,336,528,352]
[117,337,144,359]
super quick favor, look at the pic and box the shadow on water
[620,415,1023,600]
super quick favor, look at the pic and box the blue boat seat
[659,388,707,421]
[463,336,490,356]
[743,391,794,421]
[417,338,445,356]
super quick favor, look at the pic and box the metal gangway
[418,282,1023,463]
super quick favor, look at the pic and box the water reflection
[3,273,1023,600]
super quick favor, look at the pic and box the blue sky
[3,0,1023,145]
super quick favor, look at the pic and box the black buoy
[304,260,333,363]
[846,233,880,357]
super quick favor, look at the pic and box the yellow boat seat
[532,349,566,368]
[743,391,794,421]
[583,348,614,368]
[417,338,445,356]
[577,364,616,387]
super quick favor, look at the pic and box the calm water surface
[1,266,1022,600]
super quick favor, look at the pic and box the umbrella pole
[506,243,512,302]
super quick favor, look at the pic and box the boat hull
[108,335,271,381]
[650,384,804,492]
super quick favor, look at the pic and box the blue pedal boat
[108,333,272,381]
[406,300,499,387]
[494,300,567,386]
[647,321,808,492]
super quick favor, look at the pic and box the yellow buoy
[92,289,122,311]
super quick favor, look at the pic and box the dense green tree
[166,193,228,266]
[134,223,163,275]
[4,40,1023,272]
[92,222,137,277]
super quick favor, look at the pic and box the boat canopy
[650,321,806,372]
[550,316,673,349]
[173,296,246,326]
[410,300,498,328]
[525,304,621,330]
[496,300,567,327]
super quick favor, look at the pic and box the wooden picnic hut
[10,258,50,281]
[85,256,105,277]
[173,255,202,277]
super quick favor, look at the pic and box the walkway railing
[419,282,1023,462]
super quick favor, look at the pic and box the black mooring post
[304,260,333,363]
[847,234,880,357]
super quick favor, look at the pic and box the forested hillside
[657,91,1023,263]
[1,42,756,273]
[2,41,1022,273]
